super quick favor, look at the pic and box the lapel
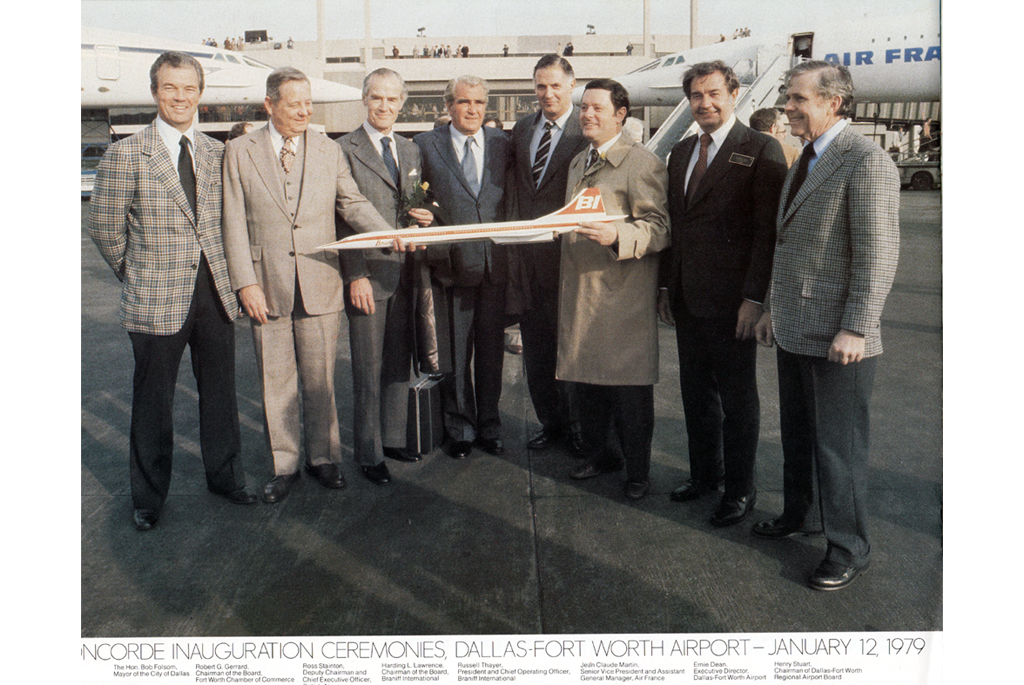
[395,134,420,196]
[433,125,477,198]
[141,124,196,226]
[246,125,291,219]
[517,112,541,189]
[779,125,851,226]
[192,132,216,224]
[686,122,750,210]
[479,127,499,194]
[348,125,399,192]
[537,107,582,193]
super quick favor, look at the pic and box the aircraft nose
[309,77,363,103]
[571,85,585,104]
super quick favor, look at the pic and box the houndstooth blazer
[87,124,239,334]
[768,124,900,358]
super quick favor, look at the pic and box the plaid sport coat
[87,124,239,334]
[768,124,900,358]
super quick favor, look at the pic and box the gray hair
[362,68,408,99]
[443,75,489,106]
[266,66,310,103]
[150,51,204,93]
[784,60,855,117]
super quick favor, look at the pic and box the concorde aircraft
[82,27,363,108]
[318,187,625,251]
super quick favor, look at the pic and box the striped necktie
[532,121,555,186]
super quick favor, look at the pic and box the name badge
[729,153,754,167]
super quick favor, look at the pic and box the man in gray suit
[506,55,588,454]
[223,67,393,503]
[337,68,433,485]
[753,61,900,591]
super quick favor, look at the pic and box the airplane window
[226,54,241,64]
[214,53,225,61]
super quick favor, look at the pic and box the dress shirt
[449,124,485,188]
[529,105,574,184]
[803,118,849,174]
[154,115,195,179]
[267,120,299,159]
[684,114,737,193]
[588,131,624,161]
[361,120,401,171]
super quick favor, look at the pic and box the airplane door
[95,45,120,80]
[792,33,814,60]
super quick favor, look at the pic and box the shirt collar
[362,120,392,146]
[268,120,300,153]
[155,115,194,153]
[700,113,736,148]
[449,123,485,150]
[542,105,574,131]
[808,118,849,159]
[591,131,623,157]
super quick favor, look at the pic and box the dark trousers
[519,282,578,433]
[776,347,877,568]
[673,302,760,497]
[578,383,654,483]
[127,256,243,513]
[440,281,506,442]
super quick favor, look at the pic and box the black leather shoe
[447,440,473,459]
[670,479,720,502]
[263,472,299,503]
[132,509,158,531]
[527,427,563,451]
[710,490,757,527]
[383,447,422,462]
[474,437,504,455]
[570,460,624,480]
[808,559,869,591]
[751,518,817,539]
[211,487,259,505]
[305,462,346,489]
[361,461,391,485]
[624,480,651,500]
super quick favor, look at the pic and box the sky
[81,0,939,44]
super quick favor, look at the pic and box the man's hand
[735,300,762,340]
[349,277,375,315]
[407,207,433,227]
[575,221,618,246]
[657,290,675,326]
[828,329,865,365]
[238,284,269,325]
[754,311,774,347]
[391,236,425,252]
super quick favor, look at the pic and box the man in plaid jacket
[753,61,900,591]
[88,51,257,531]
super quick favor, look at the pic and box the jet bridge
[646,46,794,162]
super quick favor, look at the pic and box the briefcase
[407,376,443,455]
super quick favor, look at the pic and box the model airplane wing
[317,187,626,251]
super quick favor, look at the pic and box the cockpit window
[226,54,241,64]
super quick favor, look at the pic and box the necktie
[586,148,600,171]
[686,132,711,204]
[178,137,197,217]
[280,136,296,173]
[785,144,816,212]
[532,121,555,186]
[380,136,400,187]
[462,137,480,196]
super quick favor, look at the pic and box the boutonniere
[398,181,430,227]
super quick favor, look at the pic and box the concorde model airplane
[318,187,625,251]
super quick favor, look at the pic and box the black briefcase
[407,376,443,455]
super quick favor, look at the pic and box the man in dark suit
[754,61,900,591]
[506,55,588,454]
[414,75,508,460]
[658,61,787,526]
[337,68,433,484]
[87,51,257,530]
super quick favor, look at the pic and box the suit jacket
[222,125,392,317]
[414,125,508,287]
[768,124,900,358]
[662,121,787,318]
[87,124,238,335]
[336,126,424,300]
[556,135,670,386]
[506,109,588,303]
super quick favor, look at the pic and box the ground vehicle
[897,154,940,190]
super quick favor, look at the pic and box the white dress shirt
[529,105,574,184]
[449,124,485,187]
[804,118,849,174]
[154,115,195,179]
[684,114,737,194]
[361,120,400,170]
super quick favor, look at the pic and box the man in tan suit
[558,79,670,500]
[223,67,393,503]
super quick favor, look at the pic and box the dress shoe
[210,487,259,505]
[305,462,346,489]
[447,440,473,459]
[263,472,299,503]
[527,427,563,451]
[709,490,756,527]
[383,446,422,462]
[570,460,624,480]
[624,480,651,500]
[361,461,391,485]
[132,508,158,531]
[474,437,504,455]
[670,479,720,502]
[808,559,869,591]
[751,518,818,539]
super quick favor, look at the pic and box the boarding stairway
[646,45,793,162]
